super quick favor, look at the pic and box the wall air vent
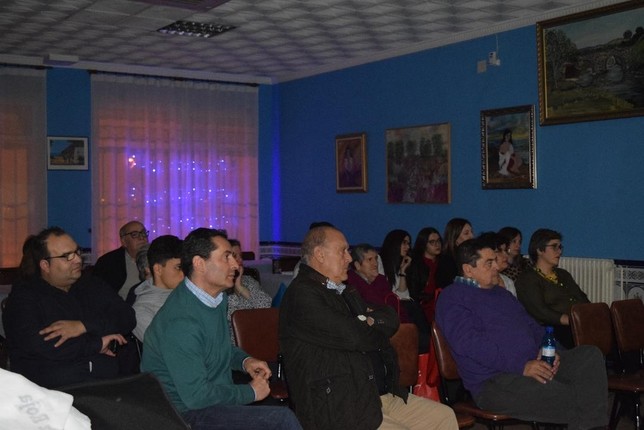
[134,0,231,12]
[157,20,235,38]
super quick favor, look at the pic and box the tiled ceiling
[0,0,626,84]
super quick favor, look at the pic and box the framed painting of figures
[386,123,450,204]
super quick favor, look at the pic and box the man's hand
[100,334,127,357]
[249,376,271,401]
[559,314,570,325]
[244,357,271,381]
[551,352,561,375]
[39,320,87,347]
[523,359,555,383]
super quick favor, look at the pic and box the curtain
[0,68,47,267]
[91,74,259,259]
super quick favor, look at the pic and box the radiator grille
[558,257,616,304]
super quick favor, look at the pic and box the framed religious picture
[386,123,450,204]
[336,133,367,192]
[537,0,644,124]
[47,136,88,170]
[480,105,536,189]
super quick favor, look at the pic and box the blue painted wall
[42,25,644,259]
[267,26,644,260]
[46,69,92,247]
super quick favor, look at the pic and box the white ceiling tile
[0,0,625,82]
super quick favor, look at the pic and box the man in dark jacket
[93,220,149,299]
[279,225,457,430]
[4,227,136,388]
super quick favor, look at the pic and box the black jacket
[92,247,127,293]
[4,273,136,388]
[279,264,406,430]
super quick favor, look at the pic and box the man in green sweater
[142,228,301,430]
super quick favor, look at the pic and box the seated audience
[407,227,443,322]
[226,239,272,342]
[131,235,184,342]
[439,218,474,288]
[93,220,150,299]
[436,238,608,429]
[4,227,135,388]
[515,228,589,349]
[279,225,457,430]
[478,232,516,297]
[497,226,529,281]
[141,228,301,430]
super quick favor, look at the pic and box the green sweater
[141,282,254,413]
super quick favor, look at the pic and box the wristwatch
[357,315,367,322]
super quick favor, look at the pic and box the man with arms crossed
[5,227,134,388]
[279,225,457,430]
[141,228,300,430]
[435,238,608,429]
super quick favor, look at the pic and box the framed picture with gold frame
[336,133,367,193]
[537,0,644,125]
[480,105,536,189]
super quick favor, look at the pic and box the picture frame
[386,123,450,204]
[480,105,536,190]
[335,133,367,192]
[537,1,644,125]
[47,136,88,170]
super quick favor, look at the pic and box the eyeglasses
[121,229,149,240]
[545,244,564,251]
[428,239,442,246]
[45,248,82,261]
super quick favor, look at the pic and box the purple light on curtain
[91,74,258,259]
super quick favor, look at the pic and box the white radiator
[558,257,616,304]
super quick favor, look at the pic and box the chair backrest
[610,299,644,353]
[60,373,190,430]
[570,302,613,356]
[231,308,279,362]
[431,321,460,381]
[389,323,418,388]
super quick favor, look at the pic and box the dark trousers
[182,405,302,430]
[475,345,608,430]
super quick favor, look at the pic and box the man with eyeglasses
[4,227,136,388]
[93,220,150,300]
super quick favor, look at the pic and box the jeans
[182,404,302,430]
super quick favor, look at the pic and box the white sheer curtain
[91,74,259,258]
[0,68,47,267]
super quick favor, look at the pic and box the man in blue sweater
[142,228,300,430]
[435,238,608,430]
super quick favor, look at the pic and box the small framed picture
[480,105,536,189]
[336,133,367,193]
[47,136,88,170]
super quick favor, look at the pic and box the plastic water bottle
[540,326,556,366]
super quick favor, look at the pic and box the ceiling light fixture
[157,20,236,38]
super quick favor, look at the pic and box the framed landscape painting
[537,1,644,124]
[386,123,450,204]
[481,105,536,190]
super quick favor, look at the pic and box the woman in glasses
[515,228,589,349]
